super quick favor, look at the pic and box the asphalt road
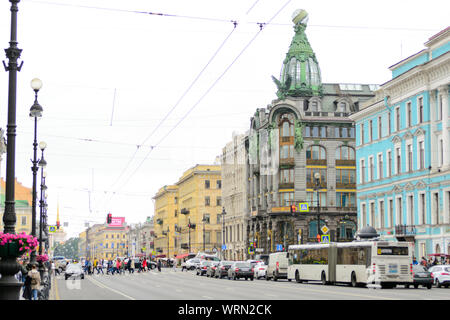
[53,268,450,300]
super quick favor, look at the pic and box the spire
[272,9,323,99]
[56,198,60,229]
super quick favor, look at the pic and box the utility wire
[109,0,292,198]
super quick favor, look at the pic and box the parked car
[196,260,213,276]
[65,263,84,280]
[266,252,289,281]
[227,261,254,280]
[407,265,433,289]
[214,261,234,279]
[184,258,202,271]
[206,261,220,277]
[428,265,450,288]
[253,262,268,279]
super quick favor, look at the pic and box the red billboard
[108,217,125,227]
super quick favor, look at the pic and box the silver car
[65,263,84,280]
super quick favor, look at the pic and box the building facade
[245,10,376,257]
[127,217,155,258]
[153,165,223,257]
[350,27,450,257]
[221,132,248,260]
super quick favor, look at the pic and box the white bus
[287,241,414,288]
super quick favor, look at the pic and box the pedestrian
[30,264,41,300]
[120,259,125,274]
[130,257,135,274]
[412,257,418,265]
[157,259,161,272]
[143,258,147,272]
[22,268,32,300]
[173,255,177,272]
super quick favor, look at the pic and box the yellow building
[0,178,33,235]
[153,164,223,258]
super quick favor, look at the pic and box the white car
[184,258,202,270]
[428,265,450,288]
[253,262,267,279]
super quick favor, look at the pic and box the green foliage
[53,237,80,260]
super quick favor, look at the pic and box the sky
[0,0,448,238]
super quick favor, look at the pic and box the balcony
[395,224,416,242]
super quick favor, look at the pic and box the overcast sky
[0,0,448,238]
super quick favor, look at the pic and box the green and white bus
[287,241,414,288]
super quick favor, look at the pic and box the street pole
[314,172,321,242]
[221,207,226,260]
[0,1,24,299]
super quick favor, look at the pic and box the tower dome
[272,10,323,99]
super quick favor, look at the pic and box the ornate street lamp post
[0,0,24,300]
[314,172,322,242]
[221,207,226,259]
[38,142,47,277]
[29,78,43,266]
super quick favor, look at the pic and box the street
[53,268,450,300]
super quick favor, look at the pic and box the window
[216,180,222,189]
[360,159,366,184]
[205,196,210,206]
[378,153,383,179]
[312,126,319,137]
[396,147,401,174]
[387,150,392,178]
[378,116,382,139]
[306,145,326,160]
[360,123,365,145]
[306,192,327,207]
[336,192,356,207]
[21,216,26,226]
[205,180,210,189]
[336,169,356,184]
[407,144,413,172]
[203,214,210,224]
[304,126,311,137]
[419,193,426,225]
[407,195,414,225]
[395,107,400,131]
[370,202,375,227]
[418,97,424,123]
[369,120,373,141]
[307,168,327,186]
[216,197,222,206]
[407,102,412,127]
[280,168,294,183]
[335,146,355,160]
[361,203,367,228]
[396,197,403,225]
[389,199,394,228]
[419,141,425,169]
[439,138,444,167]
[379,200,385,229]
[388,112,391,135]
[369,156,374,182]
[279,192,294,206]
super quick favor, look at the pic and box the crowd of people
[413,256,450,268]
[79,257,176,275]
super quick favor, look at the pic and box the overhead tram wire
[110,0,293,197]
[101,21,239,210]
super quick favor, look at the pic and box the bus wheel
[321,272,327,285]
[295,271,302,283]
[350,272,357,287]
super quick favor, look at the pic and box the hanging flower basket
[0,232,38,258]
[36,254,49,263]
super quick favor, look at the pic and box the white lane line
[87,276,136,300]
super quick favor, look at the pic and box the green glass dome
[273,10,323,99]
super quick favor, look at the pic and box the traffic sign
[48,225,56,233]
[276,244,283,251]
[222,244,226,250]
[321,235,330,243]
[299,202,309,212]
[321,225,329,234]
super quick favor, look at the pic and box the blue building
[350,27,450,259]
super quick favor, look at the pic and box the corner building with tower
[245,10,376,256]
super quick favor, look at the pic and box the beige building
[153,164,223,257]
[221,133,248,260]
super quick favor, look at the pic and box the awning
[155,254,166,258]
[175,253,189,259]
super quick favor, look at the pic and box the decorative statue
[294,119,304,152]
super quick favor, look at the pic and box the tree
[53,237,80,260]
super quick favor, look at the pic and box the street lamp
[29,78,43,266]
[202,215,209,252]
[221,207,226,259]
[0,0,24,300]
[314,172,322,242]
[38,142,47,277]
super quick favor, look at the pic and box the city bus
[287,241,414,288]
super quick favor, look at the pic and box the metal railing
[395,224,416,236]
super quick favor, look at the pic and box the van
[266,252,290,281]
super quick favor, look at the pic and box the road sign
[276,244,283,251]
[222,244,226,250]
[299,202,309,212]
[321,225,329,234]
[48,225,56,233]
[321,235,330,243]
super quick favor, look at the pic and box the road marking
[54,274,60,300]
[87,276,136,300]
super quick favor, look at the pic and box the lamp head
[30,78,43,92]
[39,141,47,150]
[314,172,321,180]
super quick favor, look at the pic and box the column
[438,86,449,168]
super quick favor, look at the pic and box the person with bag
[22,265,32,300]
[30,264,41,300]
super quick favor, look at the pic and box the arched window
[335,146,355,160]
[306,145,326,160]
[338,220,356,239]
[279,113,295,160]
[308,220,327,239]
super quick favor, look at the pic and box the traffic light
[290,204,297,213]
[107,213,112,224]
[188,223,196,229]
[56,221,60,229]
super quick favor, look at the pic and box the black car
[206,261,220,277]
[227,262,254,280]
[214,261,234,279]
[196,260,213,276]
[408,265,433,289]
[65,263,84,280]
